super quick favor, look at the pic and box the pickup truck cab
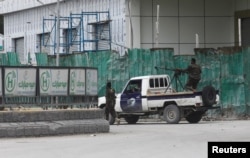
[98,74,219,124]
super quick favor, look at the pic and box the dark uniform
[105,82,116,121]
[183,58,201,91]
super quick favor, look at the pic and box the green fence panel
[219,47,244,78]
[7,52,20,66]
[142,49,151,75]
[72,53,85,67]
[0,53,7,65]
[195,47,249,116]
[35,52,48,66]
[30,47,250,115]
[59,54,71,67]
[47,55,56,66]
[242,47,250,115]
[172,55,193,91]
[195,48,220,90]
[96,51,113,96]
[219,47,246,115]
[220,82,247,115]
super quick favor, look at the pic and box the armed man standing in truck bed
[179,58,202,92]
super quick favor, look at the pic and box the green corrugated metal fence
[34,47,250,116]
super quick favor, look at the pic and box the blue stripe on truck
[141,92,202,100]
[141,90,219,100]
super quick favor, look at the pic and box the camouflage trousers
[105,100,116,120]
[185,77,200,90]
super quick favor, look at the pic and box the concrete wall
[235,0,250,10]
[139,0,250,55]
[140,0,235,55]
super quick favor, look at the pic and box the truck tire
[124,115,140,124]
[202,86,216,107]
[186,111,205,123]
[163,104,181,124]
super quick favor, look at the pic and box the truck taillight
[196,103,201,107]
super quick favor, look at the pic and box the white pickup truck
[98,74,219,124]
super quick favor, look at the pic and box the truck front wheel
[124,115,140,124]
[163,104,181,124]
[186,111,205,123]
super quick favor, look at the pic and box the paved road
[0,120,250,158]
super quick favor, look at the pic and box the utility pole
[155,5,160,48]
[56,0,60,66]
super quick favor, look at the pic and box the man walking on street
[105,81,119,124]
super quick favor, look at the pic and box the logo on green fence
[40,71,50,92]
[52,81,67,88]
[5,71,17,93]
[70,71,76,91]
[77,81,85,88]
[18,70,36,90]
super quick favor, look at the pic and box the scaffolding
[42,11,111,54]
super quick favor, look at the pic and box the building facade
[0,0,250,64]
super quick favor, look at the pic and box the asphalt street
[0,120,250,158]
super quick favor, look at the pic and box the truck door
[120,79,142,112]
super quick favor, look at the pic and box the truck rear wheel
[202,86,216,107]
[163,104,181,124]
[124,115,139,124]
[186,111,205,123]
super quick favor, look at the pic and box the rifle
[155,66,185,91]
[154,66,185,76]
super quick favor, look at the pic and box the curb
[0,109,109,138]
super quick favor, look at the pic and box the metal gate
[70,28,79,53]
[90,21,111,51]
[15,37,24,63]
[40,33,51,54]
[64,28,79,54]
